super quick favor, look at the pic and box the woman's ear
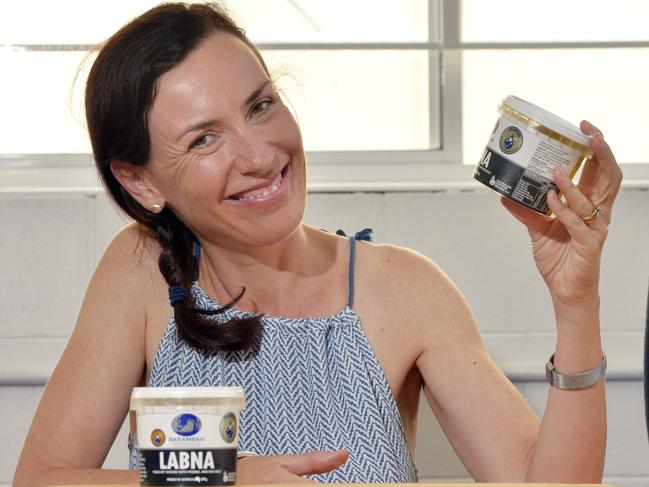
[110,160,164,212]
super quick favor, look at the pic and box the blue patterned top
[129,232,418,482]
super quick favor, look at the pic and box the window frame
[449,0,649,191]
[1,0,647,192]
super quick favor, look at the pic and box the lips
[228,163,289,201]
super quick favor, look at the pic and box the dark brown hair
[85,2,265,351]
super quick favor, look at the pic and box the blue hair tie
[168,285,189,306]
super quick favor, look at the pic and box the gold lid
[499,102,594,158]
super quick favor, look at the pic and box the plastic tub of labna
[130,386,245,486]
[473,95,593,214]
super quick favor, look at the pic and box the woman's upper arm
[15,223,161,478]
[391,249,541,481]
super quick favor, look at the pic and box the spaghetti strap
[345,228,374,309]
[347,236,356,308]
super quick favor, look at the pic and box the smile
[227,163,290,204]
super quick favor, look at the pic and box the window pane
[0,51,92,154]
[225,0,430,43]
[266,50,434,151]
[462,49,649,165]
[0,1,160,44]
[462,0,649,43]
[0,49,434,154]
[1,0,430,45]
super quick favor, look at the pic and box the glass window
[0,0,431,45]
[0,0,437,156]
[0,1,160,45]
[462,0,649,43]
[224,0,432,43]
[0,51,92,154]
[460,0,649,166]
[462,48,649,165]
[268,50,433,151]
[1,1,646,181]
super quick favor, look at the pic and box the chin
[249,203,305,247]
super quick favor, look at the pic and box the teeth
[238,180,281,201]
[235,173,282,201]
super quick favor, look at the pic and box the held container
[473,95,593,214]
[130,386,245,486]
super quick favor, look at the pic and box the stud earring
[150,203,163,213]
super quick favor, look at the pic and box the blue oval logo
[171,413,202,436]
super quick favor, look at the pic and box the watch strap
[545,353,607,390]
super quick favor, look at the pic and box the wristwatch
[545,353,607,390]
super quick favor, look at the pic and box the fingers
[545,189,596,243]
[279,450,349,477]
[574,155,600,199]
[236,451,348,484]
[579,119,602,137]
[589,130,622,184]
[553,166,595,221]
[577,120,623,224]
[575,120,602,193]
[544,166,607,244]
[499,196,549,233]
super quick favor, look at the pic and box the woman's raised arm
[412,120,620,482]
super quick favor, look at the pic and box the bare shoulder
[93,221,165,296]
[355,241,482,351]
[78,220,165,337]
[357,242,449,287]
[76,220,168,346]
[98,221,160,274]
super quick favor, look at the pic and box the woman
[14,3,621,486]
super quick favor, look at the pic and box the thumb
[279,449,349,476]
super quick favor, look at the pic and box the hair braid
[149,210,262,352]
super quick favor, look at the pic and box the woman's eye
[250,99,274,118]
[190,134,216,151]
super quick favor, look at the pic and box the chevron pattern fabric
[129,283,418,482]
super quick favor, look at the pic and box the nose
[230,127,278,176]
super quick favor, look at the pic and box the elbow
[525,458,605,484]
[523,443,605,484]
[13,465,51,487]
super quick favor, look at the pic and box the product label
[138,448,236,485]
[473,114,587,214]
[136,409,239,485]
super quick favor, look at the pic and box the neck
[196,225,338,315]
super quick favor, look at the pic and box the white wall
[1,186,647,486]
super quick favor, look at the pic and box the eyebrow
[176,80,272,142]
[245,80,271,105]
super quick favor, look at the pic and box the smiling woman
[89,5,302,352]
[13,2,622,487]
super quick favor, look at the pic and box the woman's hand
[237,450,349,484]
[501,120,623,308]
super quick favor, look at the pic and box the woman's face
[143,31,306,249]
